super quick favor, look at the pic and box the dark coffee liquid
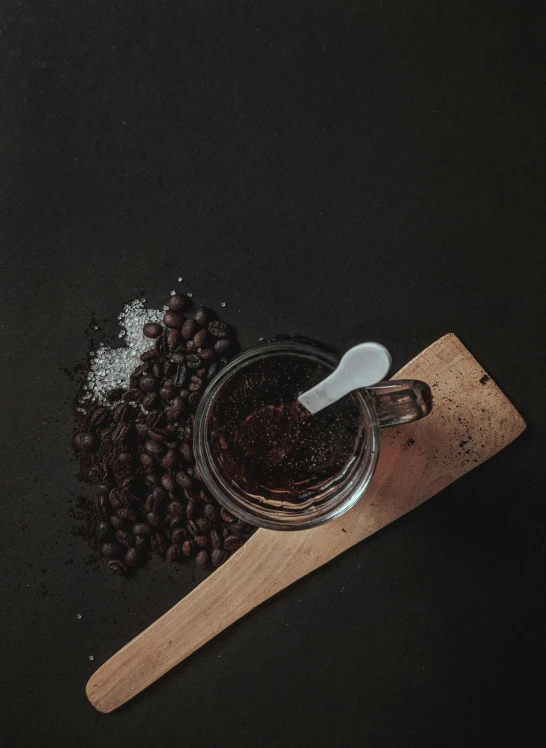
[209,354,363,502]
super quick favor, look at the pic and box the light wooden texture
[87,333,526,712]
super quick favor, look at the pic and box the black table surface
[1,2,545,746]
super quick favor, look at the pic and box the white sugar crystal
[76,613,82,619]
[221,302,226,307]
[88,655,94,661]
[177,277,183,282]
[187,292,193,297]
[171,290,176,295]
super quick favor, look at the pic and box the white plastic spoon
[298,342,392,415]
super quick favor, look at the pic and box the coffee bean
[208,321,230,338]
[188,392,201,407]
[193,465,204,483]
[181,319,199,340]
[213,338,233,355]
[90,407,110,428]
[135,536,148,552]
[168,293,190,313]
[171,350,186,365]
[196,549,209,569]
[166,544,180,562]
[184,500,195,520]
[209,529,222,550]
[219,356,230,367]
[196,366,207,378]
[132,363,150,379]
[97,481,111,496]
[179,388,190,400]
[117,452,132,469]
[220,508,235,524]
[194,535,209,548]
[144,439,165,456]
[163,360,175,378]
[187,520,198,536]
[123,388,142,403]
[165,396,184,421]
[198,348,214,361]
[221,527,229,538]
[109,489,122,510]
[116,530,134,548]
[204,504,218,522]
[189,375,203,391]
[146,410,167,429]
[173,366,188,390]
[125,548,142,567]
[196,517,211,533]
[168,500,184,516]
[193,329,209,348]
[101,542,122,559]
[185,340,196,353]
[147,427,167,443]
[74,432,98,452]
[159,384,176,401]
[232,520,252,535]
[161,449,179,470]
[152,533,167,556]
[140,452,155,468]
[207,362,219,380]
[174,472,190,493]
[117,507,137,522]
[155,334,167,355]
[212,549,228,567]
[161,473,177,492]
[181,442,193,463]
[140,375,159,392]
[163,311,184,329]
[140,348,157,362]
[183,421,193,442]
[151,362,162,379]
[108,559,129,576]
[136,422,149,438]
[194,307,215,325]
[107,387,125,402]
[186,353,200,369]
[146,512,162,528]
[224,535,243,551]
[112,423,132,443]
[182,539,194,557]
[167,329,181,350]
[98,495,111,517]
[109,515,126,531]
[133,522,151,537]
[87,466,103,484]
[143,322,163,339]
[96,521,110,540]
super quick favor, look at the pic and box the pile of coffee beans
[72,293,254,576]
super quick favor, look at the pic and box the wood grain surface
[86,333,526,712]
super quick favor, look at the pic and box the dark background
[1,1,545,746]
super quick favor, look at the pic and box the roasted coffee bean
[171,350,186,365]
[213,338,233,355]
[152,533,167,556]
[181,442,194,463]
[193,465,204,483]
[168,500,184,516]
[179,388,190,400]
[96,521,110,540]
[87,466,103,484]
[143,322,163,339]
[151,362,162,378]
[233,520,252,535]
[196,366,207,378]
[185,500,195,520]
[109,489,122,510]
[181,318,199,339]
[135,536,148,552]
[112,422,131,443]
[183,421,193,442]
[185,340,196,353]
[140,452,155,468]
[196,549,209,570]
[107,387,125,402]
[188,391,201,407]
[198,348,214,361]
[132,522,150,537]
[183,487,198,504]
[182,539,194,557]
[168,293,190,313]
[194,535,209,548]
[220,508,235,524]
[160,449,178,470]
[101,542,122,559]
[166,544,180,562]
[224,535,243,551]
[193,329,209,348]
[90,407,109,428]
[208,320,230,338]
[132,363,150,379]
[144,439,164,455]
[109,515,127,531]
[159,384,177,401]
[172,528,187,544]
[117,450,132,467]
[188,375,203,391]
[163,311,184,329]
[174,364,188,387]
[194,307,215,325]
[219,356,230,367]
[204,504,218,522]
[146,410,167,429]
[116,530,134,548]
[97,481,111,496]
[125,548,142,567]
[199,488,212,504]
[221,527,229,538]
[186,519,198,537]
[142,392,158,410]
[136,422,149,438]
[108,559,129,576]
[175,470,192,489]
[164,436,180,449]
[139,374,159,392]
[155,334,167,355]
[212,549,228,567]
[161,473,177,492]
[149,486,165,504]
[144,472,159,489]
[117,507,137,522]
[123,388,141,403]
[167,329,181,350]
[140,348,157,362]
[196,517,211,534]
[74,432,98,452]
[186,353,200,369]
[148,427,167,442]
[210,529,222,550]
[146,512,162,528]
[163,360,176,377]
[98,495,111,517]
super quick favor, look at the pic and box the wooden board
[86,333,526,712]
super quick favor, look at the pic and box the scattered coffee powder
[72,291,254,576]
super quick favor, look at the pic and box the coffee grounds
[72,292,254,576]
[236,402,309,468]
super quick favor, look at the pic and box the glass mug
[194,341,432,530]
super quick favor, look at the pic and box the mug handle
[367,380,432,428]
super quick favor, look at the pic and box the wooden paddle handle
[86,334,525,712]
